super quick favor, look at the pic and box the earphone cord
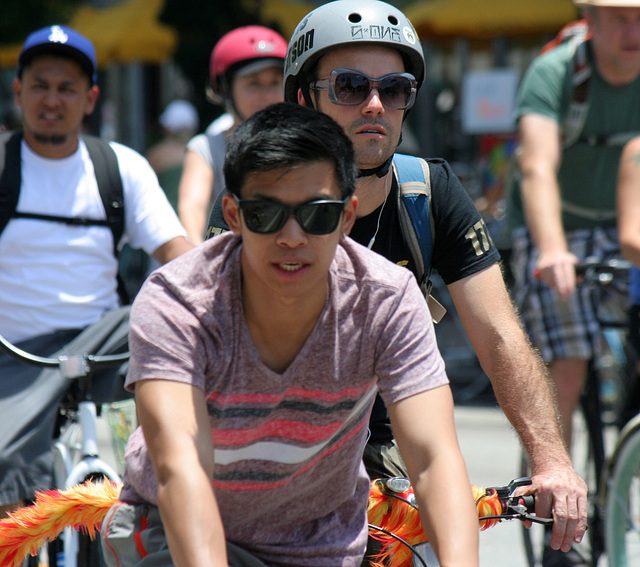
[368,174,390,250]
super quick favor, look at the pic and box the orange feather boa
[0,479,504,567]
[0,480,121,567]
[367,480,503,567]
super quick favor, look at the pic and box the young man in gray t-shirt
[101,103,479,567]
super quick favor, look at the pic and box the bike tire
[519,366,606,567]
[76,474,109,567]
[77,529,104,567]
[605,419,640,566]
[580,364,608,566]
[519,452,542,567]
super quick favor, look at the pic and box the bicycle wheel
[576,367,607,566]
[75,474,109,567]
[519,451,542,567]
[605,418,640,566]
[519,369,606,567]
[78,530,104,567]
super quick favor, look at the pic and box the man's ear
[222,193,242,235]
[297,89,307,107]
[341,195,358,236]
[12,77,22,108]
[85,85,100,116]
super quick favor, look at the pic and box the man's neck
[23,131,80,160]
[242,281,328,374]
[593,49,640,87]
[354,170,394,218]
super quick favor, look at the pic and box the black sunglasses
[234,195,348,235]
[309,69,417,110]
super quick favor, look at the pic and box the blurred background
[0,0,578,168]
[0,0,580,403]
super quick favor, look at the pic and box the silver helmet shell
[283,0,425,103]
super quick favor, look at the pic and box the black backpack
[0,131,128,301]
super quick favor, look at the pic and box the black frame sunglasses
[309,69,417,110]
[234,195,348,235]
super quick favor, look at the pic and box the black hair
[224,102,357,199]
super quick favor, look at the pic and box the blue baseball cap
[17,25,97,85]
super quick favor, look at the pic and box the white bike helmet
[283,0,425,106]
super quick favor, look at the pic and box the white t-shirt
[0,138,187,343]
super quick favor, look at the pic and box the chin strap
[357,155,393,178]
[356,131,403,179]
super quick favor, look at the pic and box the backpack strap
[83,136,125,257]
[392,153,446,323]
[82,136,128,304]
[562,35,591,148]
[0,131,23,237]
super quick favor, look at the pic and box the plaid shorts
[510,226,626,363]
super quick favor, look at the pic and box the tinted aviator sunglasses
[234,195,348,235]
[309,69,417,110]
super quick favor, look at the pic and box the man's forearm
[520,169,567,256]
[158,471,228,567]
[449,267,570,469]
[481,333,571,470]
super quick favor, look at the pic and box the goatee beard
[33,133,68,145]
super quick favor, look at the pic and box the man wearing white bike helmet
[178,26,287,244]
[283,0,588,558]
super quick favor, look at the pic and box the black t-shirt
[206,157,500,443]
[350,158,500,442]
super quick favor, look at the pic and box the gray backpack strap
[562,35,591,148]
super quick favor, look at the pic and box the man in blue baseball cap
[13,25,100,157]
[0,25,193,519]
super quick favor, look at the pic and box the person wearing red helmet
[177,26,287,245]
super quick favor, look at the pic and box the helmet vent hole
[347,13,362,23]
[388,16,398,25]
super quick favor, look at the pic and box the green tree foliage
[0,0,83,45]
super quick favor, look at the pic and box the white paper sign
[461,69,518,134]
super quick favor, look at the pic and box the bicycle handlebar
[533,257,632,285]
[372,475,549,526]
[575,257,631,284]
[0,331,130,378]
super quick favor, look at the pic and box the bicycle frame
[0,335,129,567]
[51,372,123,567]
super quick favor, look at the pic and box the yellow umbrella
[0,0,177,69]
[405,0,579,40]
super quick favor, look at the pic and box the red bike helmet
[209,26,288,106]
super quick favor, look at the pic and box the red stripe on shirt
[212,411,369,491]
[212,418,344,445]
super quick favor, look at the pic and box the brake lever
[483,477,554,526]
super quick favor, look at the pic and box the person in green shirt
[508,2,640,563]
